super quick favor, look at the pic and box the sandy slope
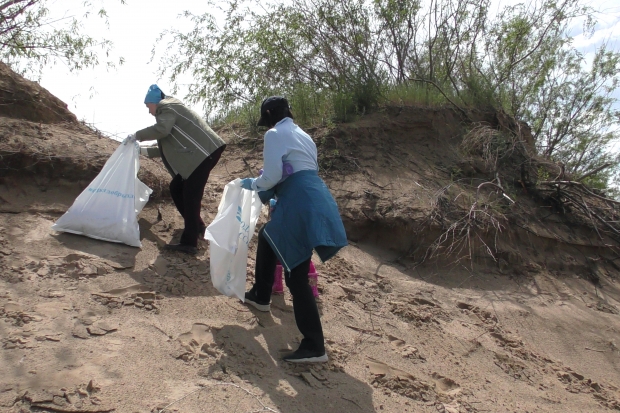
[1,63,620,412]
[2,161,620,413]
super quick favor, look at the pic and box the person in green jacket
[126,85,226,255]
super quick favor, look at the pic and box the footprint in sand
[173,323,219,361]
[387,334,425,361]
[431,372,461,395]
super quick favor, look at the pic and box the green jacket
[135,97,226,179]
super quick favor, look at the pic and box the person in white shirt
[240,96,347,363]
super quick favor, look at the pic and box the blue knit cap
[144,84,163,104]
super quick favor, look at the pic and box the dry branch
[561,192,620,239]
[539,180,620,206]
[576,163,612,182]
[476,182,514,204]
[423,181,509,266]
[409,77,469,118]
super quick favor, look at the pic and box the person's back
[253,117,317,192]
[137,96,225,180]
[133,84,227,255]
[268,118,317,171]
[157,97,223,154]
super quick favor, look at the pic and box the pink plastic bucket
[272,261,319,297]
[272,263,284,294]
[308,261,319,298]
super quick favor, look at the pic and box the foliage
[155,0,620,189]
[0,0,125,76]
[154,0,385,123]
[524,46,620,185]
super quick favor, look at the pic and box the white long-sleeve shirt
[251,117,318,191]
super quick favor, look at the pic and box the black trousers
[253,225,325,353]
[169,145,225,247]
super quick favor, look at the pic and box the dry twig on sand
[157,381,279,413]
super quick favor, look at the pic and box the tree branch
[409,77,469,119]
[576,163,613,182]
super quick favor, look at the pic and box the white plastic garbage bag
[206,179,262,301]
[51,141,153,247]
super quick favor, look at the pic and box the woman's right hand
[122,134,136,145]
[240,178,256,190]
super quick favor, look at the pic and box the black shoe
[198,225,207,239]
[243,289,270,312]
[164,243,198,255]
[282,348,328,363]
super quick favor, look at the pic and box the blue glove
[240,178,255,190]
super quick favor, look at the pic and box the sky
[38,0,213,141]
[36,0,620,142]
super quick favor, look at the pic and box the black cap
[257,96,290,127]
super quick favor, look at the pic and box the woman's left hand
[240,178,256,190]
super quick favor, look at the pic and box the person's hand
[267,198,277,220]
[122,134,136,145]
[240,178,255,190]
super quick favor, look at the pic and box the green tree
[528,46,620,187]
[480,1,620,184]
[155,0,620,189]
[0,0,125,76]
[156,0,385,120]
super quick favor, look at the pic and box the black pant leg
[169,174,185,219]
[285,258,325,353]
[253,226,278,302]
[179,146,225,246]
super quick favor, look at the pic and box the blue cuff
[258,188,276,204]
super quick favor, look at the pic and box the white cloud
[572,19,620,51]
